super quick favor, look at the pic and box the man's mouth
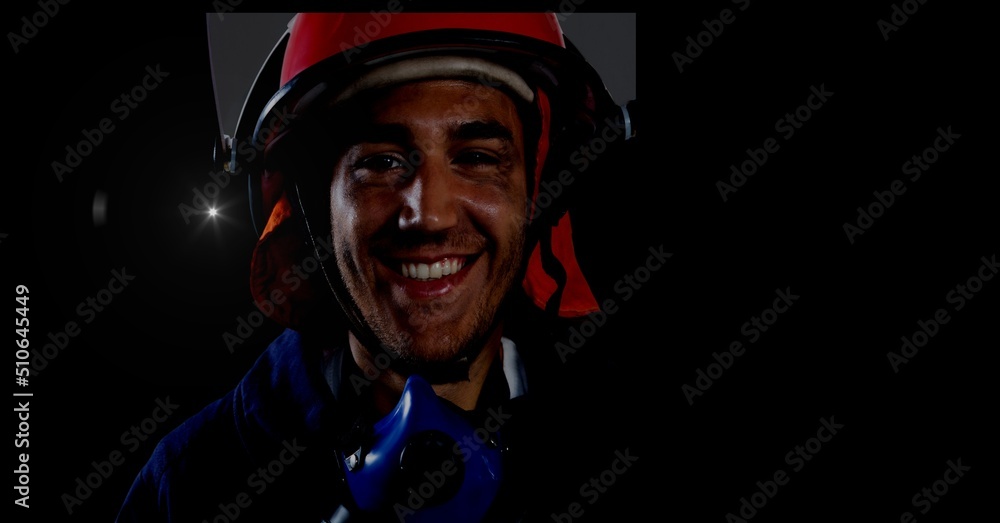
[399,256,468,281]
[379,251,483,300]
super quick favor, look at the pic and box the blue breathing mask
[340,375,504,522]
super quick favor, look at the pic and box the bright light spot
[92,190,109,227]
[208,207,218,217]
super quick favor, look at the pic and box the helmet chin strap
[291,181,510,385]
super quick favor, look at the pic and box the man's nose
[398,157,459,233]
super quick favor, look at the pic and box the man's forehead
[366,80,521,117]
[345,80,524,139]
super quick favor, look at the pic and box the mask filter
[340,375,503,522]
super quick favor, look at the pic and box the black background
[6,1,994,522]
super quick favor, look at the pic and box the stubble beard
[337,228,524,382]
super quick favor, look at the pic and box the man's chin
[359,306,503,383]
[388,338,474,382]
[374,323,499,384]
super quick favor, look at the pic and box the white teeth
[429,261,443,279]
[400,257,466,281]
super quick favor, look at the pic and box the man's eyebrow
[451,120,514,143]
[341,120,514,145]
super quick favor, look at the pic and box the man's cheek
[465,196,525,236]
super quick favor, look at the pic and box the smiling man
[330,78,530,414]
[118,12,635,523]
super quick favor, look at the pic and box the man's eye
[356,155,408,173]
[454,151,500,167]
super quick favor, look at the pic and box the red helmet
[223,13,634,330]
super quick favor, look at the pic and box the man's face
[329,79,528,365]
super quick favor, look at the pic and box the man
[118,12,636,522]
